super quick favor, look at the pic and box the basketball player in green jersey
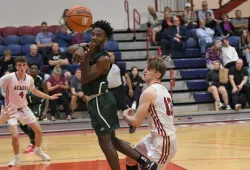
[72,20,158,170]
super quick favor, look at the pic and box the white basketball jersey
[0,72,35,109]
[148,83,176,136]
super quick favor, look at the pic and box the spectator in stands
[229,59,250,110]
[198,1,215,20]
[206,40,223,70]
[47,65,71,121]
[48,42,71,80]
[197,20,215,57]
[222,37,239,68]
[59,9,69,25]
[238,29,250,66]
[25,45,43,71]
[107,52,136,133]
[148,5,163,46]
[126,66,144,110]
[70,68,86,113]
[182,2,197,29]
[0,50,15,75]
[219,14,235,37]
[206,61,231,110]
[205,12,223,37]
[36,22,53,64]
[161,11,173,32]
[164,6,175,18]
[55,24,73,53]
[231,10,249,36]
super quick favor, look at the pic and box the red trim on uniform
[162,136,170,163]
[149,106,161,135]
[15,72,26,81]
[152,105,166,136]
[158,136,166,164]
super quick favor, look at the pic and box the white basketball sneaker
[35,148,50,161]
[8,156,20,167]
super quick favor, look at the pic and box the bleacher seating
[22,44,32,55]
[17,26,33,36]
[32,26,40,36]
[48,25,60,34]
[0,45,5,56]
[20,35,35,45]
[6,44,22,56]
[2,26,17,36]
[4,35,19,45]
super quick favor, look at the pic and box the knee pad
[125,156,137,166]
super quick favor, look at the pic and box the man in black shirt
[229,59,250,110]
[48,42,71,80]
[0,50,15,76]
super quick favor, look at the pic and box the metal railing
[133,9,141,41]
[124,0,130,31]
[146,28,151,57]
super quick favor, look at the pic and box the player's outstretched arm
[123,87,156,127]
[0,105,15,124]
[31,88,61,100]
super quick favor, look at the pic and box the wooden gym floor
[0,121,250,170]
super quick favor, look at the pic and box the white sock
[15,154,20,159]
[36,147,41,151]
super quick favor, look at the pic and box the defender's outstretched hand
[49,93,62,100]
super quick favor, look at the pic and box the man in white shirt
[221,37,239,69]
[196,20,215,57]
[198,1,215,20]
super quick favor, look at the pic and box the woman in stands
[238,29,250,66]
[205,40,223,70]
[126,66,144,110]
[206,61,231,110]
[59,9,69,25]
[219,14,235,37]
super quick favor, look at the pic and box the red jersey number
[164,97,173,116]
[19,92,24,98]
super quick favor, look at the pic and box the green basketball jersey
[82,50,110,96]
[27,76,44,104]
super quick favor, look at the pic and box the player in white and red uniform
[0,56,61,167]
[123,56,178,170]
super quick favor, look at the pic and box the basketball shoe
[8,156,20,167]
[35,148,50,161]
[140,161,158,170]
[23,144,35,154]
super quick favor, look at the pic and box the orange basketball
[66,6,92,33]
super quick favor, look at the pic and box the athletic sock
[137,155,150,166]
[126,164,138,170]
[15,154,20,159]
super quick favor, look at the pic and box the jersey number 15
[164,97,173,116]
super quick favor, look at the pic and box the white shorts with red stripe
[7,105,37,126]
[134,133,177,170]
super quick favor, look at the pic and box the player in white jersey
[0,56,61,167]
[0,105,15,124]
[123,56,178,170]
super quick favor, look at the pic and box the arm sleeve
[243,68,248,76]
[117,63,126,76]
[35,34,40,43]
[70,77,75,88]
[229,67,234,76]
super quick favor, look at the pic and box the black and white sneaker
[140,161,158,170]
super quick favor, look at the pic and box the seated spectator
[148,5,163,46]
[229,59,250,110]
[160,17,189,61]
[164,6,175,18]
[206,40,223,69]
[238,29,250,66]
[222,37,239,68]
[206,61,231,110]
[161,11,173,32]
[205,12,223,36]
[47,66,71,121]
[0,50,15,75]
[219,14,235,36]
[36,22,53,64]
[70,68,86,112]
[126,66,143,110]
[55,24,73,53]
[231,10,249,36]
[107,52,135,133]
[48,42,71,80]
[198,1,215,21]
[59,9,69,25]
[182,2,197,29]
[25,44,43,71]
[197,20,215,57]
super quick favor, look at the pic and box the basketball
[66,6,92,32]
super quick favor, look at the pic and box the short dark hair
[15,56,28,65]
[41,22,47,25]
[147,56,167,79]
[205,12,211,16]
[29,63,40,70]
[92,20,113,38]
